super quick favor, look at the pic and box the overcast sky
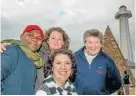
[1,0,135,59]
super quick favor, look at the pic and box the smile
[59,71,67,75]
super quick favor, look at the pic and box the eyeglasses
[26,32,43,41]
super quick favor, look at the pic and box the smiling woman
[36,49,77,95]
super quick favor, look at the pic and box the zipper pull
[89,65,91,70]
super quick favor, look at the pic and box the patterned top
[36,75,77,95]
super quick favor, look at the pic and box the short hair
[44,27,70,50]
[83,29,103,44]
[124,70,127,74]
[44,49,77,82]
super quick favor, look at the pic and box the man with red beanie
[1,25,44,95]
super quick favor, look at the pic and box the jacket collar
[79,46,104,60]
[39,42,48,53]
[79,46,86,61]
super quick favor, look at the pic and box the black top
[123,74,130,84]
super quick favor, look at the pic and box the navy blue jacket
[1,44,37,95]
[74,47,122,95]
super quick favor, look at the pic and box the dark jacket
[1,44,37,95]
[123,73,130,84]
[74,47,122,95]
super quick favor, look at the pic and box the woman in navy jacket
[74,29,122,95]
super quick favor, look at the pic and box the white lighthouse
[115,5,133,62]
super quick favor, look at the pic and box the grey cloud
[1,0,135,56]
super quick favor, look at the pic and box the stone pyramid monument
[102,26,135,86]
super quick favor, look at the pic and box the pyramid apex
[104,25,112,35]
[107,25,110,28]
[106,25,111,31]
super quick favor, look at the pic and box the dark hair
[44,49,77,82]
[124,70,127,74]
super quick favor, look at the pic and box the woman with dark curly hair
[0,27,70,91]
[36,49,77,95]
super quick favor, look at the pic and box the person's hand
[0,43,11,53]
